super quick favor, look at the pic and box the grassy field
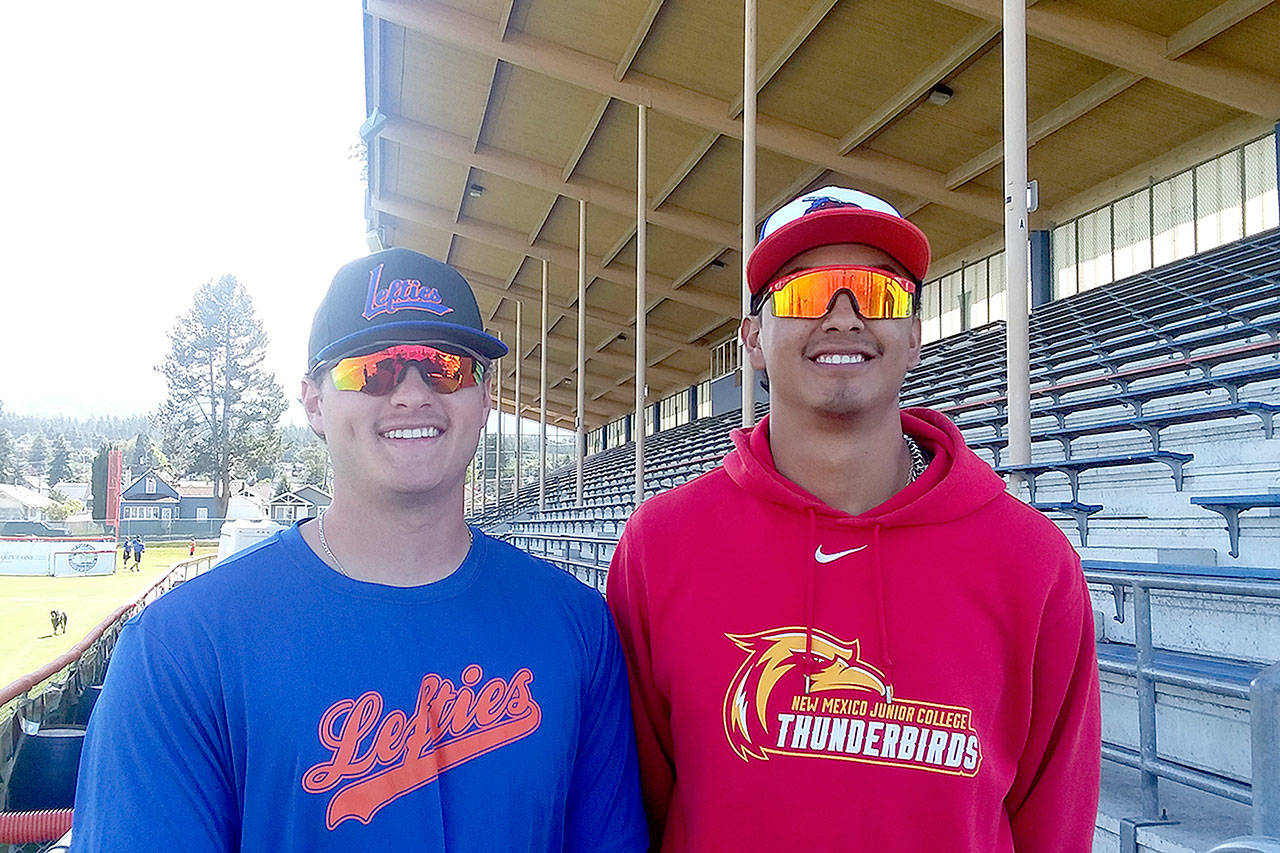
[0,543,217,688]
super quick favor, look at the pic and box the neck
[303,485,472,586]
[767,405,911,516]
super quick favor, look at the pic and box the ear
[906,315,922,370]
[301,376,326,441]
[741,315,767,372]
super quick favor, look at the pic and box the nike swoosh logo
[814,545,867,564]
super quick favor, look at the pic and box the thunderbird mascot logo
[723,627,890,761]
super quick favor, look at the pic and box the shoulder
[626,464,735,531]
[482,534,608,613]
[130,531,297,638]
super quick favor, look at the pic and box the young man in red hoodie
[607,187,1101,851]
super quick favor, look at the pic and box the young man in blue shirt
[73,249,646,851]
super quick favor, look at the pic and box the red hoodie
[607,409,1100,852]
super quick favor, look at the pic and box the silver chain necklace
[904,434,929,485]
[316,511,473,579]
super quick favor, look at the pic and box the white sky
[1,1,371,425]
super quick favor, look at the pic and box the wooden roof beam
[486,314,700,391]
[728,0,840,117]
[366,0,1002,222]
[944,69,1140,189]
[928,0,1280,117]
[837,23,999,153]
[562,97,610,182]
[371,193,737,315]
[1165,0,1275,59]
[615,0,666,80]
[457,265,703,355]
[382,114,737,246]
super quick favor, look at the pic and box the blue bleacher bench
[1191,494,1280,558]
[997,451,1192,503]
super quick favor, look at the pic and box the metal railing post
[1252,661,1280,837]
[1134,582,1162,819]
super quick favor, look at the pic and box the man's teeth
[384,427,441,439]
[814,353,867,364]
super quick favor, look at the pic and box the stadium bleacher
[474,227,1280,850]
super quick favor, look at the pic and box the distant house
[269,486,332,524]
[0,484,53,521]
[51,482,91,505]
[118,470,222,535]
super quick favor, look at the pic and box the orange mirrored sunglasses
[326,344,485,395]
[762,265,917,319]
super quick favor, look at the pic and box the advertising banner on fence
[0,538,117,576]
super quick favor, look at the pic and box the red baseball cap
[746,187,931,296]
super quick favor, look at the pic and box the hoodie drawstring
[871,523,894,702]
[804,507,816,693]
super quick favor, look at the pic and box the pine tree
[0,428,18,485]
[47,434,73,485]
[28,433,49,485]
[156,275,286,518]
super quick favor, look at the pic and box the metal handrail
[1084,565,1280,839]
[0,553,217,805]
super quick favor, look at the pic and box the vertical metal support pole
[479,418,487,512]
[740,0,757,428]
[1133,583,1161,819]
[495,331,504,503]
[539,259,549,512]
[515,299,523,499]
[1002,0,1032,478]
[576,199,587,506]
[635,103,648,508]
[1251,661,1280,836]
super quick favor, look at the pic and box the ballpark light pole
[514,299,523,499]
[576,198,587,506]
[539,258,549,512]
[741,0,757,428]
[635,102,648,508]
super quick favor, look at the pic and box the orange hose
[0,808,74,843]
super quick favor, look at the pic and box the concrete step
[1095,759,1253,852]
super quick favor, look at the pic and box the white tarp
[0,537,117,576]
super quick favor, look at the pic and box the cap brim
[311,320,508,369]
[746,208,931,294]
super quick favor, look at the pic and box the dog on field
[51,610,67,635]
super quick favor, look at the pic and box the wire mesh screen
[961,261,985,328]
[1195,151,1244,251]
[1077,206,1113,293]
[1052,222,1078,298]
[1152,168,1196,267]
[1245,134,1279,234]
[1112,188,1152,281]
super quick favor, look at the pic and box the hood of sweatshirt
[721,407,1008,693]
[724,407,1006,527]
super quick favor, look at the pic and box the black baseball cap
[308,248,508,371]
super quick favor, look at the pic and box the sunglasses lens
[327,345,481,395]
[769,267,915,320]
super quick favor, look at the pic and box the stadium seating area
[472,227,1280,848]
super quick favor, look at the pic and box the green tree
[0,428,18,484]
[129,431,166,472]
[156,275,286,517]
[274,471,293,498]
[28,433,49,484]
[47,434,73,485]
[298,441,331,491]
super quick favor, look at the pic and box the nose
[821,291,866,331]
[388,364,441,405]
